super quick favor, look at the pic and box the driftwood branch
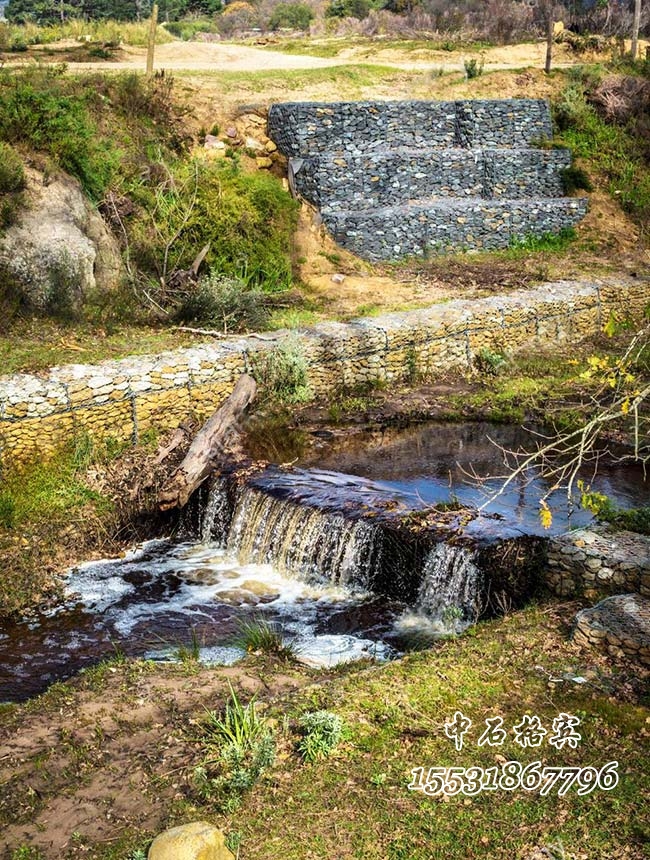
[173,326,278,341]
[158,373,257,510]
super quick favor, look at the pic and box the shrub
[195,683,275,811]
[269,2,314,30]
[0,67,118,199]
[464,56,484,79]
[297,710,345,762]
[175,274,271,332]
[0,142,25,231]
[129,158,298,293]
[326,0,370,19]
[251,336,312,403]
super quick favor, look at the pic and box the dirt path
[19,37,580,74]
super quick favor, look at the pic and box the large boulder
[148,821,235,860]
[0,166,123,314]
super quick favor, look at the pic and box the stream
[1,421,646,703]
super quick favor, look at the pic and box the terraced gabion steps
[268,99,588,260]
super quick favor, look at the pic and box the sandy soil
[17,36,582,74]
[0,659,312,858]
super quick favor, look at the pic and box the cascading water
[223,484,382,590]
[414,544,482,631]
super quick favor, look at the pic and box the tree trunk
[545,9,554,74]
[631,0,642,60]
[158,374,257,510]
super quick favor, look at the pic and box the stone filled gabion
[1,277,649,462]
[544,527,650,599]
[572,594,650,666]
[268,99,588,260]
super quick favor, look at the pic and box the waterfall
[198,473,498,627]
[200,478,231,545]
[415,544,482,630]
[223,485,382,590]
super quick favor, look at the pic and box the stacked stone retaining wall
[1,277,648,463]
[268,99,588,260]
[545,527,650,599]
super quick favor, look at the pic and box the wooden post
[146,3,158,76]
[631,0,641,60]
[545,8,554,74]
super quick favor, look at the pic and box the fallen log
[158,373,257,510]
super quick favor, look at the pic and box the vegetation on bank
[2,603,647,858]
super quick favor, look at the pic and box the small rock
[265,140,278,153]
[256,156,273,169]
[331,273,346,284]
[244,136,265,152]
[148,821,234,860]
[225,126,238,139]
[204,135,226,151]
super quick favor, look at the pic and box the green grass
[0,318,198,375]
[185,64,408,96]
[0,18,173,48]
[554,75,650,231]
[234,617,298,661]
[263,35,492,58]
[229,605,649,860]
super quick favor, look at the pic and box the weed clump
[251,336,312,403]
[234,616,298,660]
[176,274,271,333]
[463,55,484,79]
[0,142,25,194]
[297,710,345,762]
[195,683,275,812]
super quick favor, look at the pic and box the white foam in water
[62,539,387,667]
[294,634,390,667]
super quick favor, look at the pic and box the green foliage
[11,846,44,860]
[0,68,186,211]
[251,336,312,403]
[578,483,650,535]
[326,0,370,19]
[297,710,345,762]
[554,77,650,227]
[196,683,275,811]
[463,55,484,79]
[176,274,271,333]
[0,67,120,200]
[176,627,201,662]
[129,158,298,293]
[560,164,593,194]
[474,346,508,376]
[269,2,314,30]
[0,141,25,231]
[164,16,222,39]
[234,616,298,660]
[0,490,16,529]
[508,227,576,254]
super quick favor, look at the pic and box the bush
[251,336,312,403]
[464,55,484,79]
[129,158,298,292]
[0,67,118,199]
[297,710,345,762]
[560,164,593,194]
[326,0,370,19]
[0,142,26,193]
[269,2,314,30]
[175,274,271,332]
